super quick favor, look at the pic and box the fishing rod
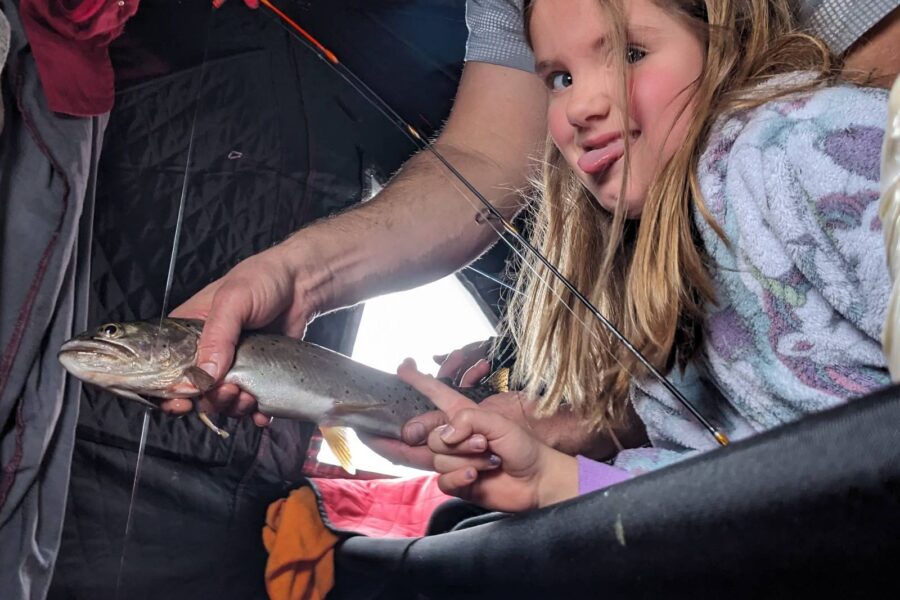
[257,0,729,447]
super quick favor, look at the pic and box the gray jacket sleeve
[0,4,107,599]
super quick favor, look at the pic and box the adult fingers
[252,411,273,427]
[201,382,243,413]
[167,284,220,409]
[435,340,491,383]
[399,410,448,446]
[229,389,259,416]
[459,358,491,387]
[435,347,467,380]
[397,359,478,418]
[158,398,194,414]
[194,285,250,383]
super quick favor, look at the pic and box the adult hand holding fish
[165,243,323,427]
[397,359,579,512]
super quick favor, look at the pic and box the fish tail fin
[321,426,356,475]
[485,367,511,393]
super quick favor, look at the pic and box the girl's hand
[397,359,578,512]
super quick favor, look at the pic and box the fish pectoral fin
[184,366,216,394]
[111,388,158,409]
[197,411,230,439]
[484,367,511,393]
[329,401,387,416]
[321,426,356,475]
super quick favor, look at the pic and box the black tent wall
[34,2,900,599]
[47,2,469,599]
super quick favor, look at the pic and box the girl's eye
[547,72,573,91]
[626,46,647,64]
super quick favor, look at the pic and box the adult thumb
[195,291,245,380]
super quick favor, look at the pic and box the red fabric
[312,474,451,538]
[20,0,139,116]
[300,432,396,480]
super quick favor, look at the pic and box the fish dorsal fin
[321,426,356,475]
[184,366,216,394]
[485,367,510,393]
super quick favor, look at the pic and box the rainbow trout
[58,318,505,473]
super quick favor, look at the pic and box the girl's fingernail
[469,436,486,451]
[440,425,456,441]
[465,468,477,481]
[488,454,502,467]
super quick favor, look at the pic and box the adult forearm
[270,61,546,317]
[279,141,525,313]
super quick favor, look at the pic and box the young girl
[397,0,891,512]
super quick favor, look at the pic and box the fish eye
[99,323,122,338]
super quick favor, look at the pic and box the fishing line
[158,17,216,327]
[463,265,520,296]
[113,412,150,600]
[259,0,728,445]
[115,9,218,600]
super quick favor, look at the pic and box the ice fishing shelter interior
[4,1,900,599]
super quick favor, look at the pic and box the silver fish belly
[225,333,436,439]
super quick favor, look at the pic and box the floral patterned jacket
[614,79,890,474]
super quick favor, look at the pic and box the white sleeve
[465,0,534,72]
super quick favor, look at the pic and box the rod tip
[714,431,730,446]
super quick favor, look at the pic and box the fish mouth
[58,338,140,360]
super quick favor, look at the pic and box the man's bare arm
[166,61,547,417]
[281,61,548,311]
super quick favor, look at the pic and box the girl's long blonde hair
[510,0,840,430]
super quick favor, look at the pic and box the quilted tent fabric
[46,1,470,599]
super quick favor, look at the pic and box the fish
[58,318,508,473]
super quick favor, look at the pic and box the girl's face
[531,0,705,217]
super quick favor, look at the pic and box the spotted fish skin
[58,318,496,440]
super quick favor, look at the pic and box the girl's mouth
[576,132,639,176]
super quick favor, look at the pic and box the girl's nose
[566,76,612,128]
